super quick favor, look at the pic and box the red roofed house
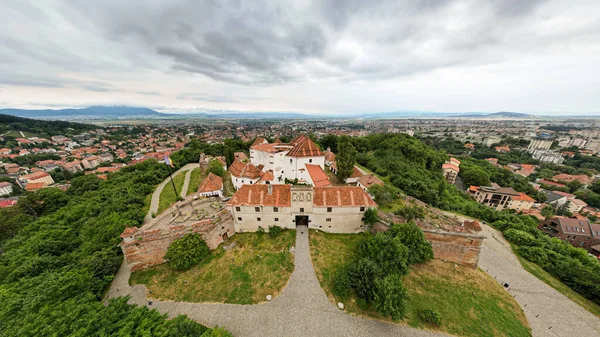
[249,134,326,186]
[442,158,461,184]
[507,192,536,212]
[17,171,54,189]
[553,174,592,187]
[357,173,384,192]
[305,164,331,187]
[197,172,223,197]
[539,217,600,252]
[228,184,376,233]
[0,199,17,208]
[495,146,510,153]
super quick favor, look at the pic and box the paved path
[144,163,199,224]
[442,211,600,337]
[180,168,196,199]
[107,226,448,337]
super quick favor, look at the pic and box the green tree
[207,159,225,177]
[336,135,357,181]
[461,166,491,187]
[389,222,434,264]
[374,274,409,320]
[567,180,584,193]
[362,208,379,227]
[164,233,210,271]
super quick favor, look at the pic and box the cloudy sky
[1,0,599,115]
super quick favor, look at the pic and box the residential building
[17,171,55,189]
[197,172,223,197]
[528,137,554,150]
[472,184,521,211]
[0,182,13,196]
[507,193,536,212]
[442,158,460,184]
[483,137,502,146]
[530,149,564,164]
[228,184,376,234]
[539,217,600,252]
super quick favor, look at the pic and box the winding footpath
[144,163,199,224]
[107,226,448,337]
[443,211,600,337]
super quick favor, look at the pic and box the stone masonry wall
[120,210,235,271]
[423,230,484,269]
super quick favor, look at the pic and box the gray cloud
[0,0,599,113]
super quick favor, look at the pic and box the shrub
[374,274,409,320]
[393,205,425,221]
[164,233,210,271]
[518,246,548,266]
[257,226,265,238]
[332,264,352,298]
[201,326,234,337]
[504,229,537,247]
[268,225,283,238]
[388,222,434,264]
[420,309,442,326]
[349,258,382,301]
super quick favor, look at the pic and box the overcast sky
[1,0,599,115]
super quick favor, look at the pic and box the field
[513,247,600,318]
[309,230,531,337]
[130,230,296,304]
[186,167,202,196]
[156,171,186,214]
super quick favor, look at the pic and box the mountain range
[0,106,595,120]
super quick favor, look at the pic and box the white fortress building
[228,184,376,234]
[248,135,330,187]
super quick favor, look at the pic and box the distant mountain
[0,106,169,120]
[448,111,534,118]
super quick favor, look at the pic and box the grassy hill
[0,113,97,138]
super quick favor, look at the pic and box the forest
[0,114,97,138]
[323,133,600,307]
[0,157,228,336]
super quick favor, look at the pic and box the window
[273,207,279,212]
[360,206,365,212]
[255,207,260,212]
[309,159,312,163]
[235,207,241,212]
[327,207,332,213]
[274,218,279,222]
[290,159,292,163]
[237,217,242,221]
[300,207,304,212]
[257,217,261,222]
[326,218,331,222]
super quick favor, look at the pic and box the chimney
[267,183,273,195]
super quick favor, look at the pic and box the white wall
[232,177,260,190]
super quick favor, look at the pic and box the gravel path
[107,226,449,337]
[441,210,600,337]
[180,167,195,198]
[144,163,199,223]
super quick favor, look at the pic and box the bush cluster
[335,222,433,320]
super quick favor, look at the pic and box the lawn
[130,230,296,304]
[309,230,531,337]
[513,246,600,318]
[157,171,186,214]
[186,167,202,196]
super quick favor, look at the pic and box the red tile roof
[20,171,51,181]
[229,159,262,179]
[228,184,291,207]
[25,182,45,191]
[0,200,17,208]
[511,192,535,202]
[198,172,223,193]
[306,164,331,187]
[251,137,267,147]
[442,163,459,172]
[358,174,384,189]
[286,135,323,158]
[313,186,377,207]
